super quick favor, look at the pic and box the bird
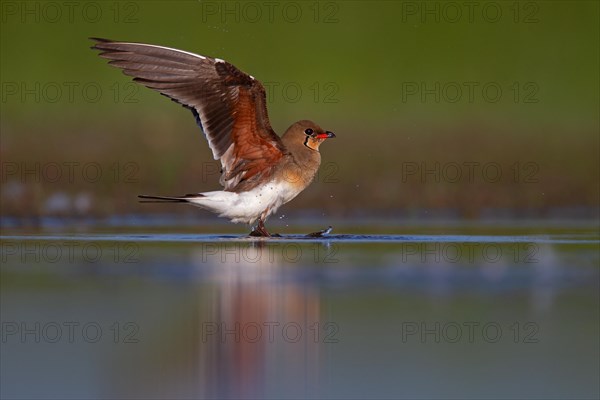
[91,38,335,237]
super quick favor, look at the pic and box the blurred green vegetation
[1,1,598,220]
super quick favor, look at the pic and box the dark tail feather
[138,194,203,203]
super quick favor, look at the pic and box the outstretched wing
[91,38,288,192]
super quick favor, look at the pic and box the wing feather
[91,38,288,192]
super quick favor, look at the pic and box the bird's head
[283,120,336,152]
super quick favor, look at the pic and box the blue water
[1,222,599,399]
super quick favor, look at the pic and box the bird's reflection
[193,240,324,399]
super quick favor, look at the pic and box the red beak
[316,131,336,139]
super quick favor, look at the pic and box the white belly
[187,181,303,224]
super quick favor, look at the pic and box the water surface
[1,221,598,399]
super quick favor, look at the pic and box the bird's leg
[306,226,333,238]
[249,218,271,237]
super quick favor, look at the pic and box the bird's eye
[304,128,313,135]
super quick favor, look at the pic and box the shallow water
[1,221,599,399]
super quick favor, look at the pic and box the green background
[1,0,598,220]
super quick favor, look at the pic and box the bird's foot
[249,227,271,237]
[249,229,282,238]
[306,226,333,238]
[249,220,273,237]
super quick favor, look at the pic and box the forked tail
[138,191,248,223]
